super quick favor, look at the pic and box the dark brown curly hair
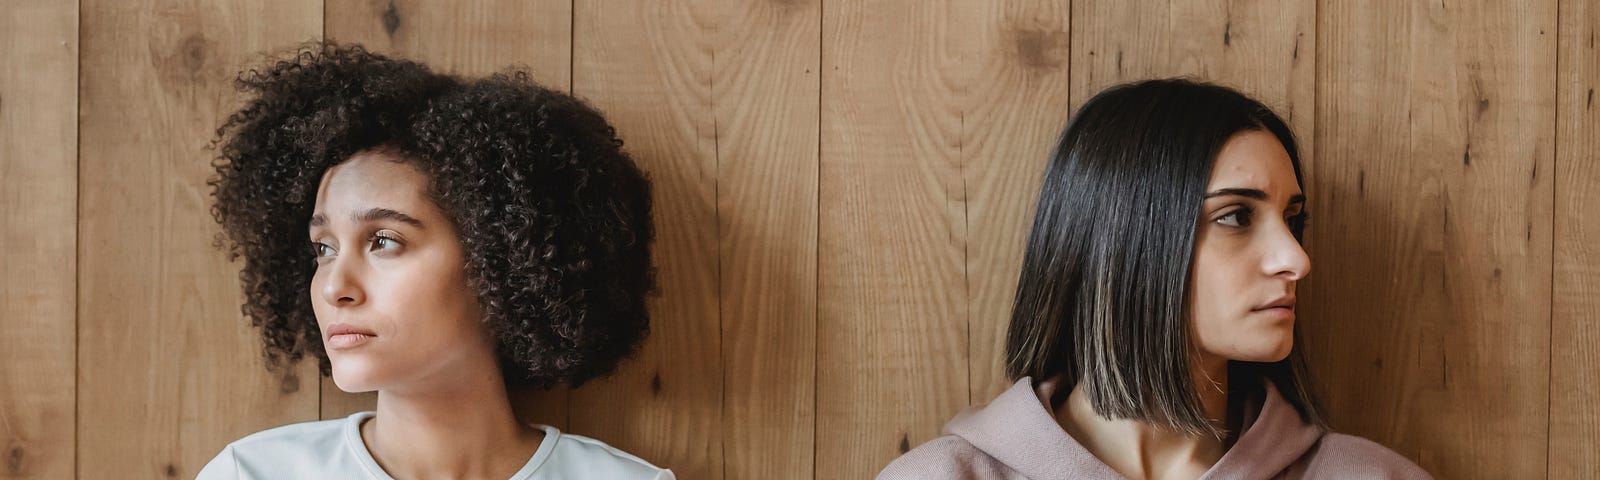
[209,41,654,389]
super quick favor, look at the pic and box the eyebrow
[1204,188,1306,205]
[309,208,426,229]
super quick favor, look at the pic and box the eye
[369,232,402,252]
[1288,211,1310,237]
[1216,207,1253,228]
[311,242,334,257]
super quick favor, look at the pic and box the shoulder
[1298,432,1433,479]
[225,415,352,460]
[878,435,1015,480]
[539,429,674,480]
[197,414,365,480]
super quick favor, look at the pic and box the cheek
[379,255,484,341]
[1189,235,1258,351]
[1191,239,1250,320]
[1189,238,1295,362]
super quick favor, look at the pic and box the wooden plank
[324,0,570,84]
[1070,0,1314,137]
[1070,0,1314,124]
[818,1,972,477]
[710,1,820,479]
[76,1,323,478]
[568,2,723,478]
[1310,1,1555,478]
[319,0,574,428]
[961,0,1073,407]
[0,1,77,478]
[1552,0,1599,477]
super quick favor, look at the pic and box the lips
[1254,296,1296,311]
[324,323,376,349]
[1252,296,1297,322]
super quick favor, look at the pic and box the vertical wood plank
[0,1,77,479]
[818,1,972,477]
[319,0,574,428]
[961,0,1073,407]
[1072,0,1316,140]
[76,1,323,478]
[1070,0,1315,132]
[569,2,723,478]
[1311,1,1554,478]
[324,0,570,86]
[1552,0,1598,477]
[711,1,820,479]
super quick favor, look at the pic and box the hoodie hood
[942,376,1325,480]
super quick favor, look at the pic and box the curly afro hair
[209,41,654,389]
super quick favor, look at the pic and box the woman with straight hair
[880,79,1430,479]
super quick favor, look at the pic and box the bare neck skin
[1055,354,1231,480]
[360,354,544,480]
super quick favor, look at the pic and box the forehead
[313,150,432,214]
[1208,129,1300,195]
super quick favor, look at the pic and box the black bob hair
[209,41,654,389]
[1004,78,1326,439]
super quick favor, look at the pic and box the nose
[319,255,366,307]
[1263,224,1311,281]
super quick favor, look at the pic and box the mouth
[1252,296,1297,320]
[324,323,377,349]
[1254,296,1296,311]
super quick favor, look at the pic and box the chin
[1231,336,1295,363]
[328,360,382,393]
[1261,346,1293,363]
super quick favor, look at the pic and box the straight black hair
[1004,78,1327,439]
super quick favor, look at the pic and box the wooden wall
[1,0,1594,479]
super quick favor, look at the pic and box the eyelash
[1217,206,1311,237]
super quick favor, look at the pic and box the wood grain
[0,1,77,478]
[319,0,575,429]
[568,2,723,478]
[1552,0,1598,477]
[1310,1,1555,478]
[324,0,570,84]
[75,1,323,477]
[5,2,1598,477]
[710,1,820,479]
[1070,0,1315,130]
[818,1,972,477]
[960,0,1074,406]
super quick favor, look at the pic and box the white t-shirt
[196,412,673,480]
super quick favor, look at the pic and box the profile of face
[1189,129,1310,364]
[308,149,493,393]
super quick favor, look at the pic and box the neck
[362,361,542,480]
[1056,356,1232,480]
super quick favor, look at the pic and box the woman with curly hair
[197,42,671,479]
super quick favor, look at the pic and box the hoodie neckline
[943,377,1324,480]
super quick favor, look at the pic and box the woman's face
[308,150,494,394]
[1189,129,1310,365]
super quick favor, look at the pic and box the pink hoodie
[879,377,1431,479]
